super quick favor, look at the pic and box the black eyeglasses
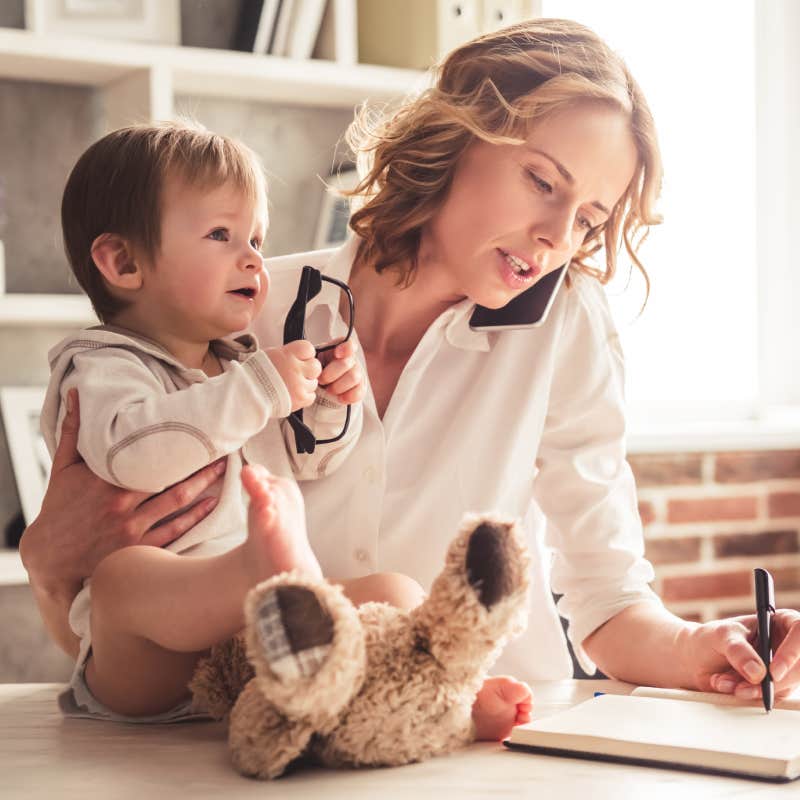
[283,265,355,454]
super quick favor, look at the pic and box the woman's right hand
[19,388,225,591]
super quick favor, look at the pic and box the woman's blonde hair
[346,18,663,294]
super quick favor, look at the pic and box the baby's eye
[207,228,229,242]
[250,237,262,250]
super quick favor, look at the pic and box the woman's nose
[533,207,573,252]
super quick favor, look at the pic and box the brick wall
[629,450,800,622]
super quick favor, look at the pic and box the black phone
[468,263,568,331]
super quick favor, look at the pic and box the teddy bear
[189,512,531,779]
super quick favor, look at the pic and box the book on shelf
[358,0,479,70]
[269,0,295,55]
[481,0,531,33]
[357,0,537,70]
[287,0,328,59]
[505,686,800,783]
[313,0,357,64]
[233,0,281,54]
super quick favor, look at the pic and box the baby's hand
[266,340,321,413]
[318,340,365,406]
[472,675,533,741]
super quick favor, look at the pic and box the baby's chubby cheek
[254,267,270,311]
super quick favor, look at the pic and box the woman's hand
[20,388,225,590]
[679,610,800,701]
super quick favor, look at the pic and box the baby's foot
[241,464,323,582]
[472,675,533,741]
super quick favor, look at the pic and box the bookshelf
[0,25,427,327]
[0,27,427,114]
[0,294,96,327]
[0,16,427,570]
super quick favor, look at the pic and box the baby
[42,120,530,738]
[42,121,362,720]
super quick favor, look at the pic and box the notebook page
[517,695,800,762]
[632,686,800,710]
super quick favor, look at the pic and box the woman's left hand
[680,609,800,701]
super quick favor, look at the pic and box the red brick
[629,454,704,488]
[721,608,754,619]
[638,501,656,526]
[712,530,799,558]
[715,451,800,483]
[661,571,751,602]
[667,496,758,524]
[772,567,800,593]
[645,537,701,565]
[769,492,800,518]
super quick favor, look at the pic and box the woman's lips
[496,248,540,290]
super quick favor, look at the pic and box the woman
[22,18,800,696]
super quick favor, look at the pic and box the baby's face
[143,175,269,340]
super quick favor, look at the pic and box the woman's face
[421,102,638,309]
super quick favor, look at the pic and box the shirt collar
[443,298,491,352]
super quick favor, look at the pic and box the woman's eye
[527,170,552,194]
[208,228,229,242]
[577,216,592,230]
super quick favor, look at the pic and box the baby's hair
[346,18,663,295]
[61,120,267,322]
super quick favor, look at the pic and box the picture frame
[313,168,358,250]
[0,387,50,526]
[24,0,181,46]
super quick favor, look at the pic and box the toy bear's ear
[465,522,514,608]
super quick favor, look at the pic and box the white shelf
[0,27,428,109]
[627,412,800,454]
[0,294,96,326]
[0,550,27,586]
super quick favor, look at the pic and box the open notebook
[505,687,800,783]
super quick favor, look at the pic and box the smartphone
[469,263,568,331]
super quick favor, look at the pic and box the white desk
[1,680,795,799]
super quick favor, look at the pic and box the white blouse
[255,237,660,682]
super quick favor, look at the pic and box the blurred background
[0,0,797,681]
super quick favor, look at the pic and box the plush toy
[190,512,531,779]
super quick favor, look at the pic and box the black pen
[754,567,775,713]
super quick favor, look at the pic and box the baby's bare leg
[85,466,322,716]
[337,572,426,611]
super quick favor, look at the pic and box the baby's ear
[90,233,143,291]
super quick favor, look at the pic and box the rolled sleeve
[533,275,661,676]
[57,347,291,492]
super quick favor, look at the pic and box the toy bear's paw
[254,585,335,683]
[465,520,516,609]
[244,573,365,722]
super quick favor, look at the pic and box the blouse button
[354,548,369,563]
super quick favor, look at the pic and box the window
[540,1,797,430]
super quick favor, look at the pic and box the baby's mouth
[229,287,256,298]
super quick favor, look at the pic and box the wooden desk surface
[1,679,796,799]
